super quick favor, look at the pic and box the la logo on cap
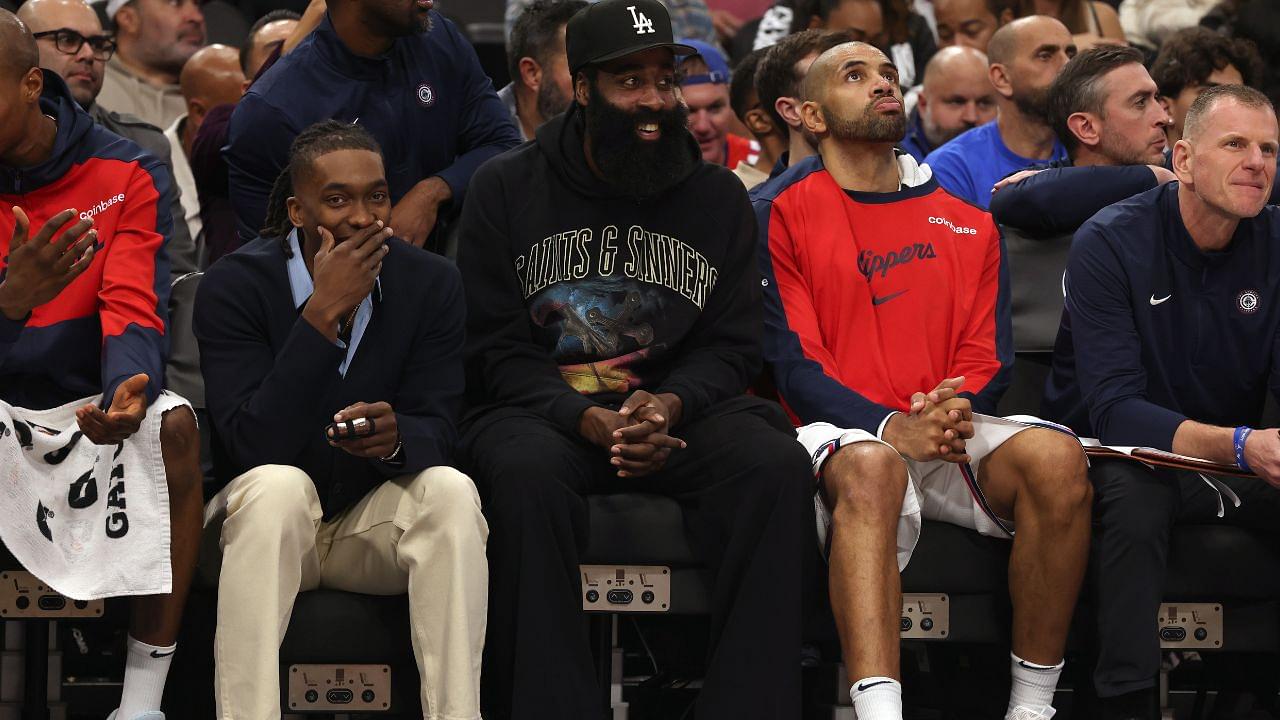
[627,5,655,34]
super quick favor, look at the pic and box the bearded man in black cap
[456,0,810,716]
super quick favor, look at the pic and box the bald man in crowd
[900,45,997,162]
[18,0,198,276]
[164,43,242,248]
[924,16,1075,208]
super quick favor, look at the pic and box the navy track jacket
[1044,183,1280,448]
[225,12,521,242]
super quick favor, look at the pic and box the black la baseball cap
[566,0,697,75]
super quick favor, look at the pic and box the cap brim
[582,41,699,71]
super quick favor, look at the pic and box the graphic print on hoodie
[516,224,721,394]
[458,106,763,431]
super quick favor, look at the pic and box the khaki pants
[204,464,488,720]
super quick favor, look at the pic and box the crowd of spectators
[0,0,1279,718]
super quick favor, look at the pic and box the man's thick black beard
[584,82,695,198]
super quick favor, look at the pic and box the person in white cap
[95,0,205,128]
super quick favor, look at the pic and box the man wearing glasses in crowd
[18,0,200,277]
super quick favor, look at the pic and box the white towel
[0,391,190,600]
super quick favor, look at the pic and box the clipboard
[1079,443,1257,479]
[1077,440,1249,517]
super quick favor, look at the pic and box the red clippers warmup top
[0,72,173,410]
[750,152,1013,432]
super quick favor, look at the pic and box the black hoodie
[457,108,761,433]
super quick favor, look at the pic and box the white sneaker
[106,710,165,720]
[1007,706,1056,720]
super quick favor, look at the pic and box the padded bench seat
[279,591,419,714]
[584,493,709,614]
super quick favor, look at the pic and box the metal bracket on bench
[581,565,671,612]
[1157,603,1222,649]
[287,664,391,711]
[900,594,949,639]
[0,571,103,618]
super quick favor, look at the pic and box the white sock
[1007,652,1063,717]
[850,676,903,720]
[117,636,175,718]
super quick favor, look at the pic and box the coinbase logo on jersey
[80,193,125,220]
[627,5,655,33]
[928,216,977,235]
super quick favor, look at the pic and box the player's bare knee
[1021,431,1091,514]
[159,407,200,482]
[823,442,907,516]
[159,405,196,448]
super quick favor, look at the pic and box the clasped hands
[579,390,686,478]
[882,376,975,464]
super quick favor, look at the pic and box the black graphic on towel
[44,431,84,465]
[36,502,53,542]
[68,469,99,509]
[12,420,32,450]
[15,420,131,543]
[105,463,127,539]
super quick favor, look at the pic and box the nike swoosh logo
[1150,294,1172,306]
[150,649,175,658]
[857,680,893,692]
[872,290,907,306]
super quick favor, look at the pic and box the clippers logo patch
[627,5,655,34]
[416,83,435,107]
[1238,289,1260,315]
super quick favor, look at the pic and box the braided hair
[260,120,385,256]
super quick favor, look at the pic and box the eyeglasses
[32,29,117,61]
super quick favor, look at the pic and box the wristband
[1233,426,1254,472]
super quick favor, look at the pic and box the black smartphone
[325,416,377,442]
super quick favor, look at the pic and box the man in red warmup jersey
[751,41,1091,720]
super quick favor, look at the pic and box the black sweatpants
[460,395,810,720]
[1091,459,1280,697]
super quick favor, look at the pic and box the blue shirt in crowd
[898,108,932,164]
[225,12,521,241]
[923,120,1067,209]
[1043,183,1280,449]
